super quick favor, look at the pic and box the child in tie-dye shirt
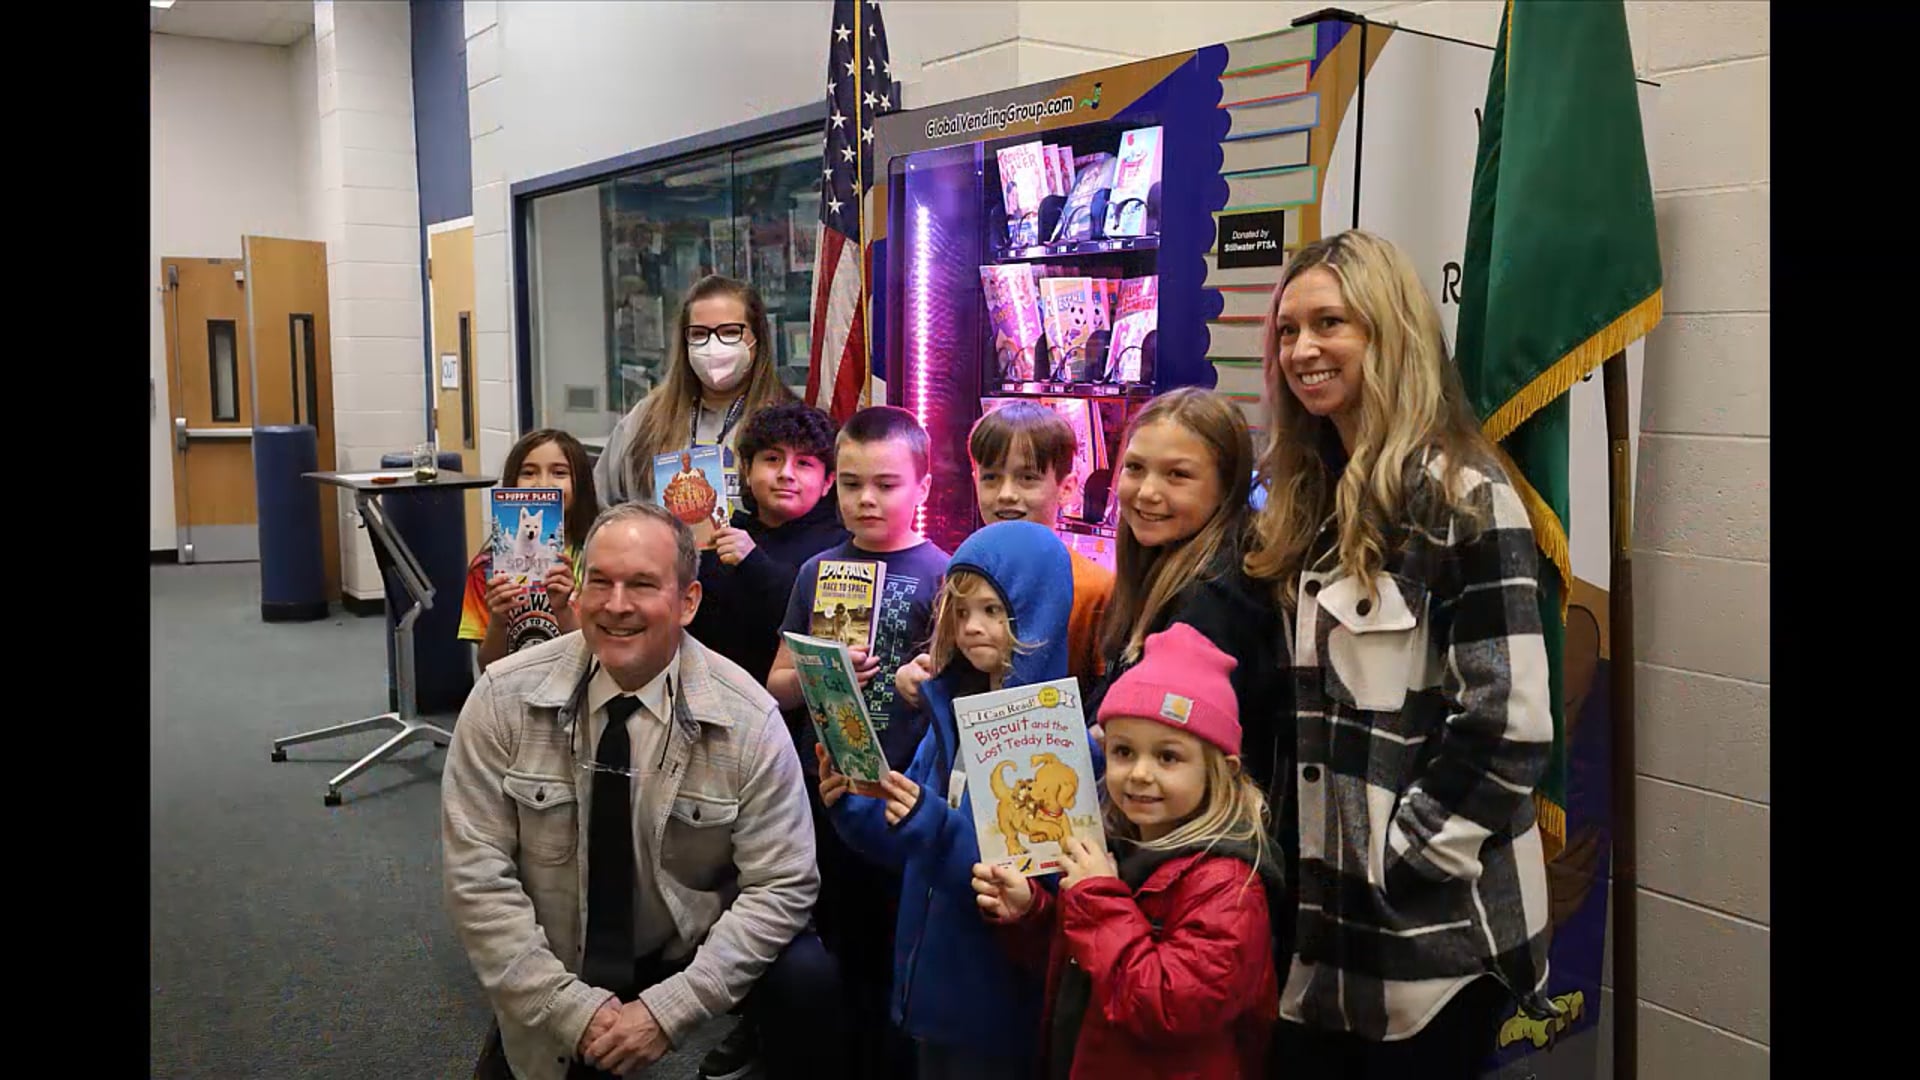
[457,429,600,669]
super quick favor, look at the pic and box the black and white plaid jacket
[1279,449,1553,1041]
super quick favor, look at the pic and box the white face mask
[689,339,752,393]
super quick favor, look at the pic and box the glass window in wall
[524,127,824,454]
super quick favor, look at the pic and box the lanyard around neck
[692,393,748,448]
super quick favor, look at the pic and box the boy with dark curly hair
[688,402,849,686]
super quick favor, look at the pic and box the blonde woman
[594,274,797,505]
[1246,230,1553,1078]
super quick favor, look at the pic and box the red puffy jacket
[1005,850,1280,1079]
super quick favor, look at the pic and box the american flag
[806,0,899,422]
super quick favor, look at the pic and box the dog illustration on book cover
[511,508,546,569]
[991,752,1080,854]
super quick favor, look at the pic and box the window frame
[510,100,828,434]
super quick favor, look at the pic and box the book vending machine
[868,17,1362,566]
[868,11,1646,1077]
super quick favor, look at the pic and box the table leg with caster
[323,719,456,806]
[271,714,402,762]
[270,489,447,805]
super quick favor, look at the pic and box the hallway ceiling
[150,1,315,47]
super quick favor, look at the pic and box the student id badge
[947,767,967,810]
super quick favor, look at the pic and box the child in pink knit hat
[972,622,1284,1079]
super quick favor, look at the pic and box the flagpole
[853,1,872,409]
[1603,349,1637,1080]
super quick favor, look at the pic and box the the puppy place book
[954,677,1105,878]
[488,487,565,588]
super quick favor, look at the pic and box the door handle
[174,416,188,452]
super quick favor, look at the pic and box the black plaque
[1216,209,1289,270]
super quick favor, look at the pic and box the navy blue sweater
[689,496,848,686]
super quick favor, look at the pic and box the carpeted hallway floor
[150,562,730,1079]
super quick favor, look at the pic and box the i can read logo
[1038,686,1061,709]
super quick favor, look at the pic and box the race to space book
[953,677,1105,878]
[654,446,730,550]
[782,632,890,795]
[488,488,565,588]
[809,559,887,654]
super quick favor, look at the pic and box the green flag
[1454,0,1662,856]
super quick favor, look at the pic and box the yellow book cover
[810,559,886,654]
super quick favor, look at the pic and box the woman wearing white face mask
[595,274,798,505]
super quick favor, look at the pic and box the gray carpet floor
[151,562,732,1079]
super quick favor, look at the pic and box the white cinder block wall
[466,3,1767,1072]
[315,0,429,598]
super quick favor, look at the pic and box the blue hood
[944,520,1072,687]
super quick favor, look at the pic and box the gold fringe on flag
[1481,287,1664,858]
[1534,793,1567,862]
[1488,442,1571,625]
[1482,289,1664,446]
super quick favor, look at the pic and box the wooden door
[429,224,484,546]
[161,257,256,563]
[243,236,341,600]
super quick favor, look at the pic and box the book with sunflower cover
[782,632,890,795]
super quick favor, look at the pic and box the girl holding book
[815,520,1071,1080]
[1245,230,1553,1077]
[459,429,600,671]
[972,621,1284,1079]
[593,274,797,505]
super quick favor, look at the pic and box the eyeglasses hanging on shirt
[568,663,678,780]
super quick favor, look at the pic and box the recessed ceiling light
[151,0,177,9]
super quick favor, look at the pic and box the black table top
[303,470,497,493]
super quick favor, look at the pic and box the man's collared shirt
[584,648,693,963]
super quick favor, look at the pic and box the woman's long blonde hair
[1244,230,1498,604]
[624,274,796,499]
[1100,388,1255,667]
[1102,742,1273,875]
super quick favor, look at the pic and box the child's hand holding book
[971,863,1035,922]
[880,771,920,825]
[1058,835,1119,891]
[846,648,882,688]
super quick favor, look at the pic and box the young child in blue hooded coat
[815,520,1070,1079]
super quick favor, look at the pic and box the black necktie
[581,694,641,997]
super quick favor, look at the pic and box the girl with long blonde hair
[1247,230,1555,1077]
[972,622,1285,1079]
[593,274,797,504]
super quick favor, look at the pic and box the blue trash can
[253,425,328,623]
[376,450,477,716]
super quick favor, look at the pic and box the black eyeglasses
[686,323,750,347]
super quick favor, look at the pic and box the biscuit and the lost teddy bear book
[954,677,1105,878]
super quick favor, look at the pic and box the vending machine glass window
[883,114,1184,562]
